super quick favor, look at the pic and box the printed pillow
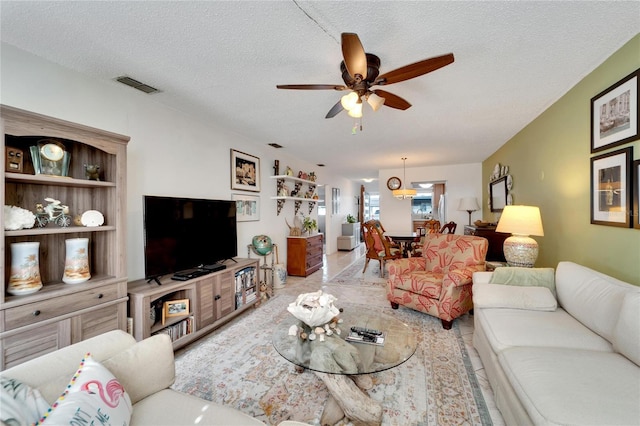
[38,353,132,425]
[1,377,50,426]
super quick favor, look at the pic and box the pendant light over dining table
[393,157,417,200]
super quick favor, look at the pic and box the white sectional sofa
[0,330,306,425]
[472,261,640,426]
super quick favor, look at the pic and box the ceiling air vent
[115,76,160,94]
[268,143,283,148]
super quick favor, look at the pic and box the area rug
[172,292,492,426]
[329,257,386,286]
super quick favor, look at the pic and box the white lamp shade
[347,102,363,118]
[367,92,385,111]
[496,205,544,236]
[392,188,417,199]
[458,197,480,212]
[341,92,359,110]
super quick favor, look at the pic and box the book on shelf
[152,315,194,342]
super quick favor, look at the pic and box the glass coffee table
[273,305,417,425]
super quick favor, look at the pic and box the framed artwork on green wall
[590,147,633,228]
[591,69,639,153]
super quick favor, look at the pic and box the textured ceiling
[1,1,638,183]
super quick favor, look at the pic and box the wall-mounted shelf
[270,175,323,215]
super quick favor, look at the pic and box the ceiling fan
[277,33,454,119]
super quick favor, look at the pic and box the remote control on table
[351,326,382,335]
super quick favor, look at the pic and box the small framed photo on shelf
[591,69,639,153]
[231,149,261,192]
[633,159,640,230]
[232,193,260,222]
[162,299,190,325]
[590,147,633,228]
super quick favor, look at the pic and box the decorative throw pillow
[489,266,556,296]
[37,353,132,425]
[1,377,50,426]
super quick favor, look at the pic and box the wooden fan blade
[341,33,368,80]
[373,89,412,110]
[277,84,347,90]
[325,101,344,119]
[375,53,454,86]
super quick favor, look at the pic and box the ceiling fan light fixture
[347,102,363,118]
[341,92,359,110]
[367,92,385,111]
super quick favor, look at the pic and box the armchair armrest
[387,257,426,277]
[444,264,486,288]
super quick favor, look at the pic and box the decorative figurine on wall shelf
[286,166,294,176]
[308,172,316,182]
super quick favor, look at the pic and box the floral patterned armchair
[386,233,488,329]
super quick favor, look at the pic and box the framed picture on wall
[232,194,260,222]
[230,149,261,192]
[633,159,640,230]
[591,69,639,153]
[590,147,633,227]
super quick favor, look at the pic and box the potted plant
[342,214,361,244]
[346,214,357,223]
[301,215,318,235]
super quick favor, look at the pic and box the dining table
[386,232,418,257]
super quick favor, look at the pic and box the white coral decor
[4,205,36,231]
[287,290,340,328]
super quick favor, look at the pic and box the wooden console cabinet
[464,225,508,262]
[287,234,323,277]
[1,105,129,369]
[127,258,259,350]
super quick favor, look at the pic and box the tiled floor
[274,245,505,425]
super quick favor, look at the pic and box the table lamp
[496,205,544,267]
[458,197,480,226]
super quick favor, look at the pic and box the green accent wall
[483,34,640,286]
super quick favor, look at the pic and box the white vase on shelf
[62,238,91,284]
[8,242,43,295]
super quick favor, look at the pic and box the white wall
[378,163,483,234]
[1,43,343,280]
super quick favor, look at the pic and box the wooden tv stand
[127,258,260,350]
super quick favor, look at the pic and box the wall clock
[387,177,401,190]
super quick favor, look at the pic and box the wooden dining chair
[362,220,402,276]
[439,221,457,234]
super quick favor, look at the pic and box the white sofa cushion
[102,334,175,404]
[473,283,557,311]
[499,347,640,426]
[131,389,265,425]
[474,308,613,353]
[612,291,640,366]
[556,262,631,343]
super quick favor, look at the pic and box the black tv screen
[143,195,237,279]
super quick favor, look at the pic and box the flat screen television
[143,195,237,280]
